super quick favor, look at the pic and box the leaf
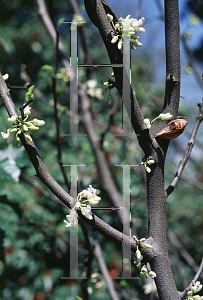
[76,296,83,300]
[0,145,29,182]
[57,17,65,28]
[41,64,53,75]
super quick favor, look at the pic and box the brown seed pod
[154,118,188,139]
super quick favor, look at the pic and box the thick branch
[0,72,140,254]
[84,0,160,158]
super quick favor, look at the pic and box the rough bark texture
[84,0,181,299]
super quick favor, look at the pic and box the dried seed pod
[154,118,188,139]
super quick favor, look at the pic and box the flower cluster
[1,107,45,144]
[133,236,155,279]
[1,84,45,144]
[186,281,203,300]
[141,159,155,173]
[86,79,103,100]
[64,185,101,228]
[107,14,145,50]
[144,113,173,129]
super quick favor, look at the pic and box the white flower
[159,113,172,120]
[24,105,31,116]
[144,118,151,129]
[31,118,45,126]
[81,205,93,220]
[8,116,17,123]
[64,208,78,228]
[1,128,15,144]
[2,74,9,81]
[191,281,202,294]
[107,13,113,23]
[87,185,101,204]
[87,79,97,89]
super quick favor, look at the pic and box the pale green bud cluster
[139,264,156,280]
[1,84,45,145]
[106,14,145,50]
[1,111,45,144]
[133,236,155,280]
[141,159,155,173]
[186,281,203,300]
[64,185,101,228]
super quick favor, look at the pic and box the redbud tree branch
[84,0,181,299]
[0,72,142,253]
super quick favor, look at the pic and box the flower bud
[145,166,151,173]
[143,243,152,248]
[147,160,155,165]
[8,116,17,123]
[149,271,156,279]
[136,249,141,259]
[24,134,32,141]
[111,35,119,44]
[144,118,151,129]
[32,118,45,126]
[187,291,193,296]
[2,74,9,81]
[159,113,172,120]
[133,235,138,241]
[193,296,202,300]
[118,39,123,49]
[107,13,113,23]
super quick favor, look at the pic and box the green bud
[143,244,152,248]
[24,134,32,141]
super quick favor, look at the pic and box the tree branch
[166,103,203,196]
[179,258,203,299]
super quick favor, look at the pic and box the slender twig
[181,34,203,89]
[167,230,199,273]
[179,258,203,299]
[7,85,27,90]
[94,239,119,300]
[100,95,119,147]
[166,103,203,196]
[48,0,70,191]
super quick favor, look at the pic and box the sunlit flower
[1,128,15,144]
[81,205,93,220]
[8,116,17,123]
